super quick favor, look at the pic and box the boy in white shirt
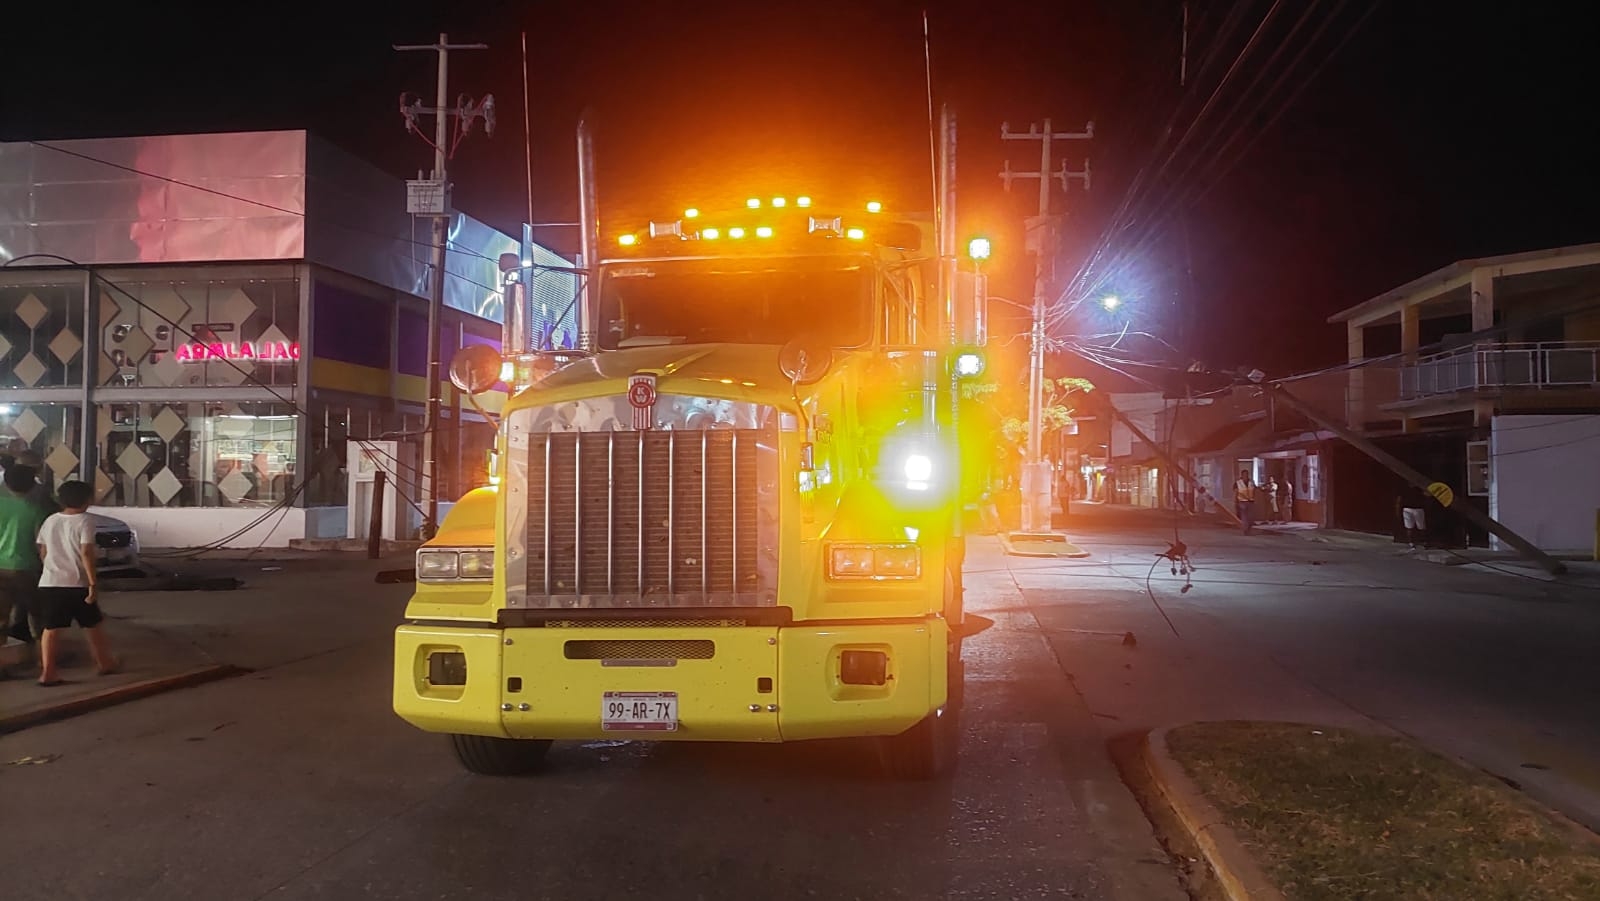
[35,480,118,686]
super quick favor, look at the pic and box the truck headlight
[827,543,922,581]
[903,453,934,483]
[416,548,495,583]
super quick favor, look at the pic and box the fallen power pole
[1104,400,1246,530]
[1266,381,1567,576]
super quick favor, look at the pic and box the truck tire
[449,734,553,776]
[877,698,958,780]
[879,574,965,780]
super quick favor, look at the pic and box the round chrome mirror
[449,344,504,396]
[778,336,832,386]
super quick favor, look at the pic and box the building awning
[1188,418,1269,455]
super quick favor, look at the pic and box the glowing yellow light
[904,454,934,482]
[684,208,700,219]
[866,201,883,213]
[967,237,991,261]
[618,233,638,246]
[729,227,746,239]
[755,226,774,238]
[702,227,721,240]
[771,197,786,208]
[746,198,761,209]
[846,227,866,240]
[796,196,812,208]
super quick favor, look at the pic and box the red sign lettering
[175,341,301,363]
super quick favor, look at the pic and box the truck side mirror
[449,344,504,396]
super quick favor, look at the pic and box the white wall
[1490,414,1600,553]
[97,507,312,549]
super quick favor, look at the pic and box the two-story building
[0,131,579,547]
[1329,243,1600,552]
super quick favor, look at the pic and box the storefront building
[0,131,577,546]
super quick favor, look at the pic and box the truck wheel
[878,642,964,780]
[877,702,958,780]
[449,734,553,776]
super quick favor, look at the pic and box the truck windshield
[598,256,872,349]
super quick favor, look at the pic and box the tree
[999,377,1095,456]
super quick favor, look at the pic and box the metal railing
[1400,341,1600,399]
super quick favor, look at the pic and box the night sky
[4,1,1596,379]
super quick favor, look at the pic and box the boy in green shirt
[1,463,51,673]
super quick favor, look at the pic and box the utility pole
[1266,380,1567,576]
[395,33,490,538]
[1000,119,1092,533]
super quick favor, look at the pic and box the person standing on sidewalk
[1,462,52,676]
[1280,476,1295,524]
[35,480,118,686]
[1400,483,1428,550]
[1233,469,1256,534]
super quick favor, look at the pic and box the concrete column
[1471,268,1495,333]
[1401,304,1420,355]
[1346,322,1365,427]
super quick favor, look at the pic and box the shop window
[97,276,299,389]
[97,402,297,508]
[1466,441,1490,497]
[1299,453,1321,502]
[0,402,85,487]
[0,278,88,388]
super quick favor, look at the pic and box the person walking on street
[1,462,52,676]
[1233,469,1256,534]
[35,480,118,686]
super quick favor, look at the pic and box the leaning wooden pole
[1266,380,1566,576]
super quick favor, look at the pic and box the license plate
[601,691,678,732]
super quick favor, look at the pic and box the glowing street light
[1100,295,1121,311]
[967,237,992,261]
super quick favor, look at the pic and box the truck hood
[517,343,836,410]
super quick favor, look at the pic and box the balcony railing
[1400,341,1600,399]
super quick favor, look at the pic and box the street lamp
[1100,295,1121,311]
[967,236,991,261]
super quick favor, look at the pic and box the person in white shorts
[1400,484,1428,550]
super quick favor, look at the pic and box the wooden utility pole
[1267,381,1566,575]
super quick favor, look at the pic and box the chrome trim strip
[637,429,645,596]
[667,429,677,597]
[730,430,739,594]
[606,430,616,596]
[573,431,583,595]
[700,430,709,595]
[542,432,553,595]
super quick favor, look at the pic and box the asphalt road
[1013,505,1600,833]
[0,542,1184,901]
[6,509,1597,900]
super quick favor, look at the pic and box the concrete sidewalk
[1,550,412,734]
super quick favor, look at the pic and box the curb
[999,533,1092,559]
[0,664,248,736]
[1143,727,1285,901]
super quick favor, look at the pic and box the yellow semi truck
[394,118,986,779]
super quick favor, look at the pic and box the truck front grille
[563,639,715,661]
[513,428,776,608]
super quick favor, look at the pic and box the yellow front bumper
[394,620,948,742]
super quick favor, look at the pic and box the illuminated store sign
[175,341,301,364]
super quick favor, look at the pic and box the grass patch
[1166,722,1600,901]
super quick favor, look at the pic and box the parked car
[91,513,141,575]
